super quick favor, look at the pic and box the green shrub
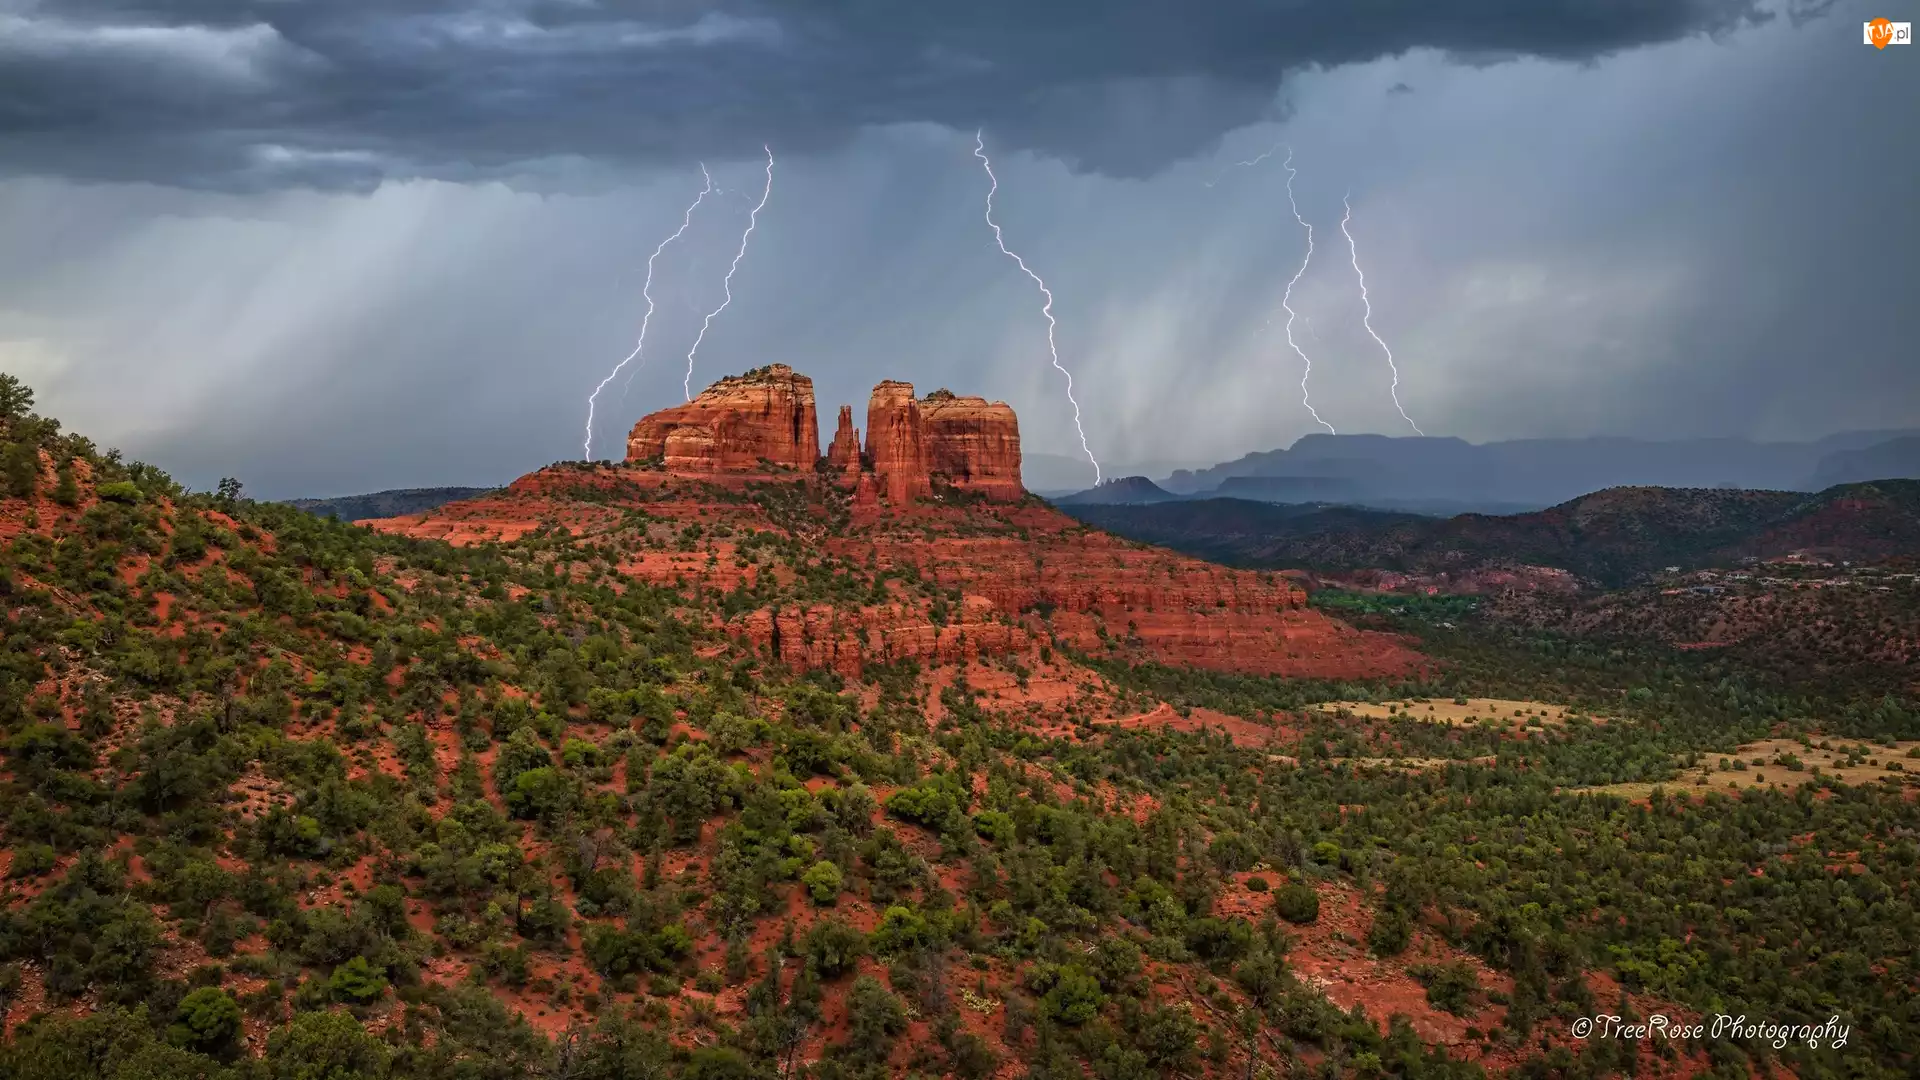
[168,986,243,1055]
[1273,882,1320,925]
[804,918,866,978]
[327,956,388,1003]
[801,860,843,904]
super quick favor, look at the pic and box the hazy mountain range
[1056,429,1920,512]
[1063,479,1920,588]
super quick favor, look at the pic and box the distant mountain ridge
[1064,480,1920,588]
[286,486,496,522]
[1053,475,1179,505]
[1155,430,1920,510]
[1811,437,1920,489]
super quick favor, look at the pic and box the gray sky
[1,0,1914,497]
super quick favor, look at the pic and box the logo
[1864,18,1911,47]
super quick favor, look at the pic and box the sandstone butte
[625,363,820,473]
[362,365,1427,682]
[624,365,1022,505]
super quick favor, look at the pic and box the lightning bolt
[1342,190,1422,436]
[1202,139,1285,188]
[584,163,714,460]
[619,293,705,405]
[1281,149,1336,435]
[974,130,1101,485]
[683,144,774,401]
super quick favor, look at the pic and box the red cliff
[626,364,820,472]
[921,389,1022,502]
[826,404,863,486]
[865,380,932,504]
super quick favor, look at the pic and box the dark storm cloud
[0,0,1790,188]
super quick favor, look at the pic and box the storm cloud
[4,0,1793,188]
[1,0,1914,499]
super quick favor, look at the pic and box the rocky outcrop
[860,382,1023,504]
[621,366,1024,503]
[734,596,1032,676]
[864,381,932,504]
[826,405,863,486]
[920,390,1022,501]
[625,364,819,472]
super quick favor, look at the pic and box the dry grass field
[1314,696,1597,729]
[1582,737,1920,799]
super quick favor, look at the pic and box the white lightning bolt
[1342,190,1422,435]
[1281,149,1336,435]
[974,130,1101,485]
[683,145,774,401]
[619,293,705,404]
[584,164,715,459]
[1202,140,1284,188]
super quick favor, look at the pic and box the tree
[328,956,389,1003]
[52,460,78,507]
[215,477,244,504]
[1273,882,1320,925]
[168,986,243,1057]
[1,440,36,498]
[801,860,843,905]
[266,1009,392,1080]
[1038,967,1106,1026]
[803,918,865,978]
[1367,905,1412,958]
[0,373,31,420]
[839,975,908,1065]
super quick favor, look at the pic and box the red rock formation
[826,405,862,487]
[857,382,1024,504]
[920,390,1022,502]
[864,380,931,503]
[625,364,819,472]
[734,595,1032,676]
[365,457,1429,681]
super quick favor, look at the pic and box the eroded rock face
[826,405,863,486]
[625,364,819,472]
[361,460,1430,681]
[865,380,932,504]
[921,390,1022,502]
[623,366,1023,503]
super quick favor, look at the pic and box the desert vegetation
[1,373,1916,1079]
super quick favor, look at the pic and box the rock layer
[361,463,1429,681]
[921,390,1022,501]
[865,381,932,504]
[625,364,819,472]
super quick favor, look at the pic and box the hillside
[1069,482,1920,588]
[285,486,497,523]
[4,369,1919,1079]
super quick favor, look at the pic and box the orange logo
[1868,17,1895,47]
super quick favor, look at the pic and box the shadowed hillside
[285,486,496,522]
[1067,482,1920,587]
